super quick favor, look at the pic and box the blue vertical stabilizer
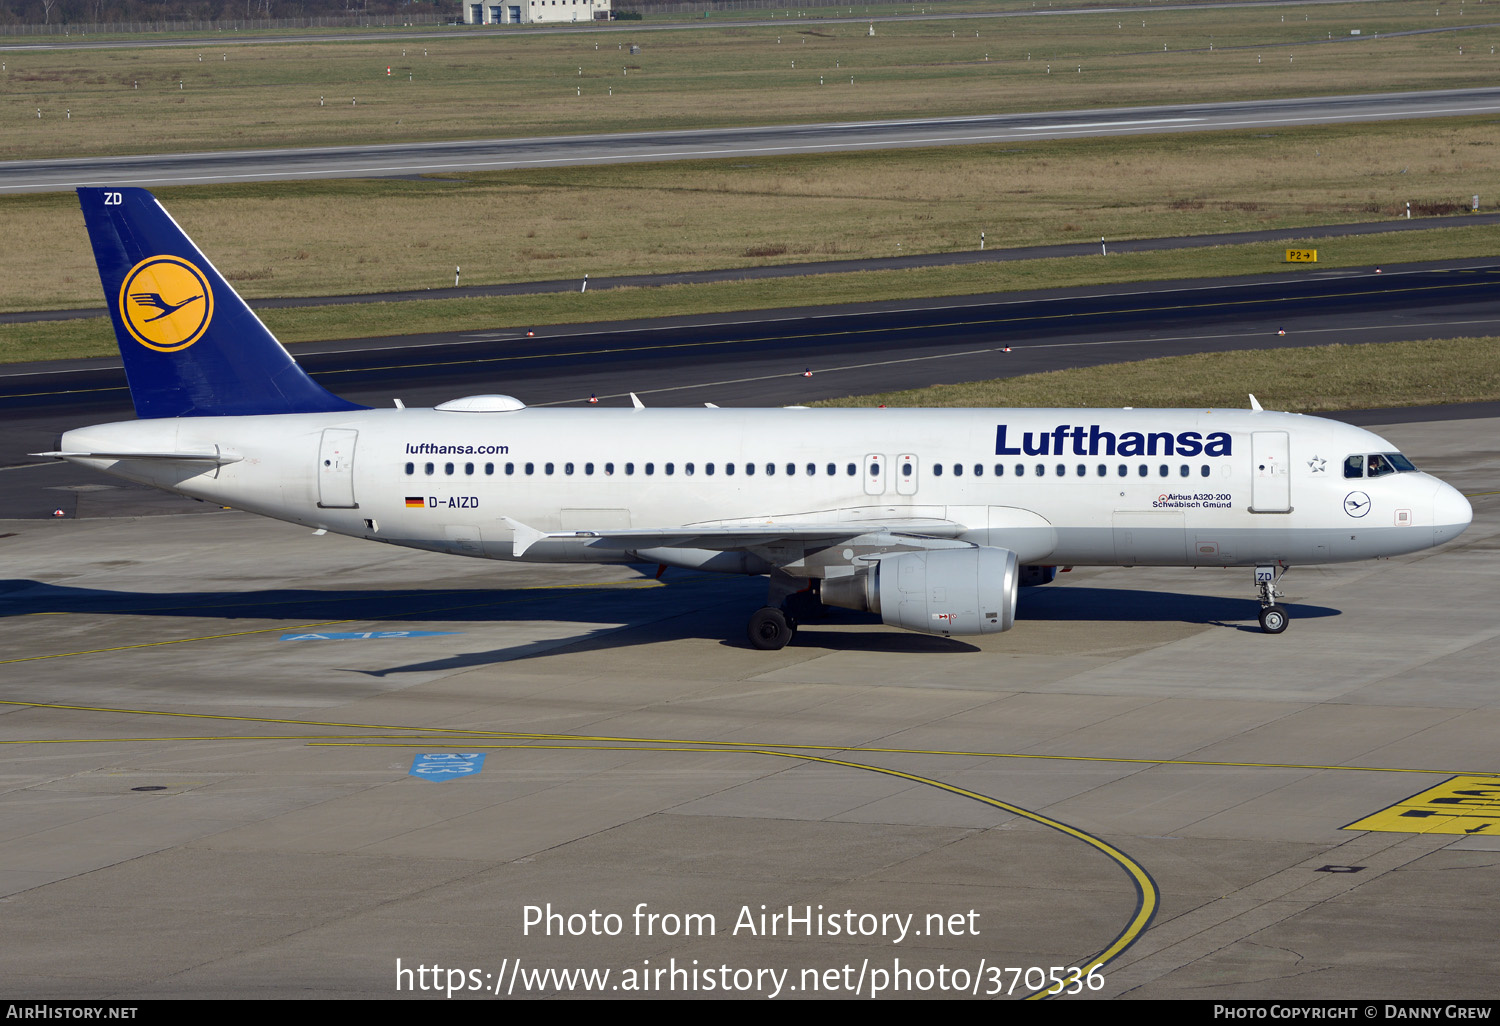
[78,187,366,419]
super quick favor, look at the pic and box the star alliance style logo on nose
[119,255,214,352]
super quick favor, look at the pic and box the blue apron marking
[410,753,485,782]
[280,631,462,640]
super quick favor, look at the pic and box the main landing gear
[746,575,823,650]
[1255,564,1289,634]
[748,606,795,650]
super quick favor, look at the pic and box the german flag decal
[405,496,425,508]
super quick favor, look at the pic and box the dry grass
[6,114,1500,312]
[809,338,1500,412]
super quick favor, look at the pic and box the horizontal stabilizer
[36,450,242,465]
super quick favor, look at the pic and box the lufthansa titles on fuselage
[995,424,1233,458]
[405,442,510,456]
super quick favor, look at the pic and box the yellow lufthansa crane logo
[119,255,214,352]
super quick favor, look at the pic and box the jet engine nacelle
[822,545,1019,636]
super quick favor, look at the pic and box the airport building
[462,0,612,23]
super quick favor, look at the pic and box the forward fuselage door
[317,428,359,509]
[1250,430,1291,513]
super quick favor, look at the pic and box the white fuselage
[61,405,1472,574]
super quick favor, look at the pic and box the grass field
[2,1,1498,159]
[809,338,1500,413]
[5,114,1499,314]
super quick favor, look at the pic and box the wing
[502,515,969,560]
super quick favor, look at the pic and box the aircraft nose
[1432,480,1473,546]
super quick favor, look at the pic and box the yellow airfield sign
[1345,775,1500,835]
[1285,249,1318,263]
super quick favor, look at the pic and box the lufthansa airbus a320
[44,188,1472,649]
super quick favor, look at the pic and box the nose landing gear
[1256,564,1289,634]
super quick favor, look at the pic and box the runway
[5,87,1500,193]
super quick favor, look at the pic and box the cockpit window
[1345,452,1417,478]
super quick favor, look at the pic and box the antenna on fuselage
[630,393,645,409]
[1248,394,1264,412]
